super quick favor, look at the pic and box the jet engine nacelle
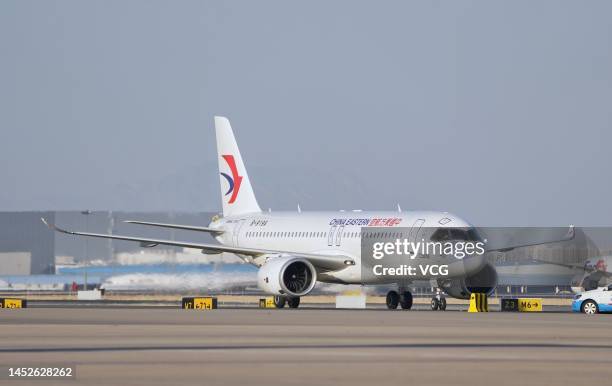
[257,256,317,297]
[437,263,498,299]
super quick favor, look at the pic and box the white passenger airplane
[42,116,574,310]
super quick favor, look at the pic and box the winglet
[40,217,51,228]
[41,217,73,235]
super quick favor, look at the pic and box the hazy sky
[1,1,611,226]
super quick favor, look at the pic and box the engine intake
[257,257,317,297]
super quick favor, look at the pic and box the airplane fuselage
[212,210,476,285]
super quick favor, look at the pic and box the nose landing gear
[431,291,447,311]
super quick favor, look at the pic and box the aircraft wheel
[399,291,413,310]
[431,297,440,311]
[274,295,286,308]
[582,300,598,315]
[287,296,300,309]
[386,291,399,309]
[438,297,447,311]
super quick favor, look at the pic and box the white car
[572,284,612,314]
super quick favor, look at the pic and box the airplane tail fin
[214,116,261,217]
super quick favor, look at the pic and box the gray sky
[1,1,611,226]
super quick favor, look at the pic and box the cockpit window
[449,229,469,241]
[430,228,481,242]
[467,228,482,242]
[430,229,451,241]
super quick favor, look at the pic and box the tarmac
[1,306,611,386]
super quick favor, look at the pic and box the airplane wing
[481,225,575,252]
[529,257,611,273]
[529,259,584,269]
[124,220,224,235]
[41,218,353,271]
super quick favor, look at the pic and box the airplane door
[328,225,337,246]
[408,219,425,258]
[232,220,245,246]
[335,225,345,246]
[408,219,425,242]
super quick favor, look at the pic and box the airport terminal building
[0,211,56,275]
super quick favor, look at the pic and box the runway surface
[1,308,611,386]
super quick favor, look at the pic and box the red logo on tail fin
[220,155,242,204]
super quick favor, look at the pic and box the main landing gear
[386,290,413,310]
[273,295,300,309]
[385,289,446,311]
